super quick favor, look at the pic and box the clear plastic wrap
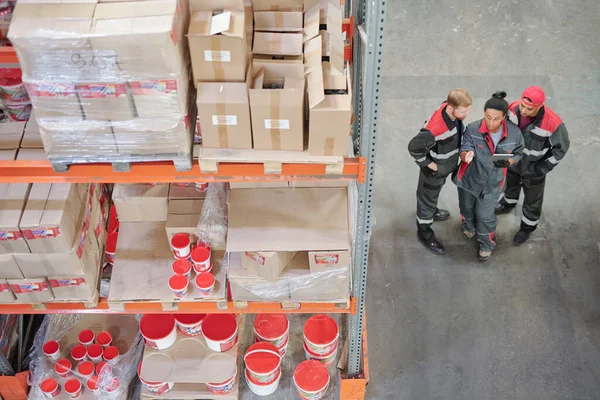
[195,183,228,251]
[28,314,143,399]
[7,0,194,163]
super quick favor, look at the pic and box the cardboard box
[254,11,303,32]
[252,54,304,81]
[77,82,135,121]
[48,250,101,301]
[240,251,297,281]
[249,67,304,151]
[26,82,84,121]
[188,10,247,83]
[189,0,244,11]
[0,254,25,279]
[112,184,169,222]
[308,250,350,273]
[165,199,204,243]
[252,0,303,11]
[0,122,25,149]
[39,119,118,158]
[15,148,45,160]
[196,73,252,149]
[112,117,191,156]
[169,184,207,200]
[229,181,289,189]
[8,278,54,303]
[20,132,44,149]
[0,150,17,160]
[24,110,39,134]
[0,280,16,304]
[0,183,31,254]
[253,32,303,56]
[130,74,190,119]
[19,183,85,254]
[303,2,342,42]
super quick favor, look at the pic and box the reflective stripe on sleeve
[430,148,459,160]
[547,156,559,165]
[523,148,549,157]
[435,127,458,141]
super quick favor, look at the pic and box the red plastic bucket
[254,314,289,354]
[105,232,118,264]
[293,360,330,400]
[140,314,177,350]
[78,329,94,346]
[191,247,211,273]
[70,344,87,363]
[303,315,339,356]
[54,359,72,378]
[207,371,236,395]
[64,378,82,399]
[172,259,192,279]
[174,314,205,336]
[245,367,281,396]
[77,361,94,379]
[303,341,338,366]
[43,340,60,360]
[86,375,100,394]
[40,377,60,398]
[202,314,238,352]
[96,331,113,347]
[169,274,189,298]
[87,344,103,363]
[171,233,191,258]
[104,345,119,362]
[195,273,215,295]
[244,342,281,384]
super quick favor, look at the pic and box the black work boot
[417,232,446,255]
[478,248,492,262]
[494,203,514,215]
[433,208,450,221]
[513,230,530,246]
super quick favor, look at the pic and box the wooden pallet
[195,146,345,175]
[232,298,351,310]
[49,152,193,173]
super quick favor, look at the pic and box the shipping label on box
[0,183,31,254]
[241,250,297,281]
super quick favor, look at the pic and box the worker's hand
[461,151,474,164]
[493,159,511,168]
[427,162,438,172]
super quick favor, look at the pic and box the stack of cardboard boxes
[8,0,194,165]
[0,183,108,304]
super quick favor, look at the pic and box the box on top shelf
[112,116,193,156]
[112,184,169,222]
[76,82,135,121]
[188,10,247,83]
[240,250,297,281]
[130,74,191,119]
[0,183,31,254]
[196,70,252,149]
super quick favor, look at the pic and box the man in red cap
[495,86,570,244]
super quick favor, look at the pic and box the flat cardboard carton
[112,184,169,222]
[229,181,289,189]
[15,148,46,160]
[40,119,118,158]
[24,110,39,134]
[249,67,305,151]
[227,187,350,252]
[20,132,44,149]
[0,150,17,160]
[48,252,100,301]
[0,280,16,304]
[77,82,135,121]
[303,2,342,42]
[240,250,297,281]
[188,10,247,83]
[253,32,303,56]
[189,0,244,11]
[168,184,207,200]
[112,116,191,156]
[254,11,303,32]
[8,278,54,303]
[19,183,85,254]
[165,199,204,243]
[26,82,84,121]
[0,254,25,279]
[0,122,25,149]
[130,73,190,119]
[0,183,31,254]
[196,72,252,149]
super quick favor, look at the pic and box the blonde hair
[447,88,472,108]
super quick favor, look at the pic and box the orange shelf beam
[0,297,357,315]
[0,158,365,183]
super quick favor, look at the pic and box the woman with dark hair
[453,91,524,261]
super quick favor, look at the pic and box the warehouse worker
[453,91,524,261]
[408,89,472,255]
[495,86,570,245]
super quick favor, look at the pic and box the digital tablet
[491,154,513,161]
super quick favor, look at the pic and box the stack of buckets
[303,315,339,366]
[168,233,215,298]
[244,342,282,396]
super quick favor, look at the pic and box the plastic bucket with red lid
[195,273,215,296]
[43,340,60,360]
[253,314,290,355]
[70,344,87,363]
[207,370,236,395]
[105,232,118,264]
[169,274,189,298]
[303,315,339,356]
[303,341,338,366]
[40,377,60,398]
[64,378,82,399]
[86,375,100,394]
[96,361,112,376]
[103,346,119,362]
[245,367,281,396]
[174,314,206,336]
[78,329,94,346]
[244,342,282,384]
[293,360,330,400]
[202,314,238,352]
[96,331,112,347]
[171,233,191,258]
[138,361,174,395]
[54,359,72,378]
[77,361,95,379]
[87,344,103,363]
[191,247,211,273]
[172,259,192,280]
[140,314,177,350]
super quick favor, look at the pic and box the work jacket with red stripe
[408,102,463,177]
[507,102,570,175]
[453,119,524,197]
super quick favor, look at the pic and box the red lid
[96,331,112,345]
[294,360,329,392]
[195,273,215,289]
[140,314,176,340]
[43,340,59,354]
[96,361,112,375]
[87,375,99,391]
[77,361,94,376]
[304,315,339,345]
[202,314,237,341]
[40,378,58,393]
[172,259,191,275]
[191,247,210,263]
[244,342,280,374]
[64,378,82,394]
[87,344,103,359]
[169,275,188,291]
[78,329,94,343]
[254,314,289,339]
[104,346,119,360]
[171,233,190,249]
[105,232,118,253]
[54,359,71,374]
[71,344,86,359]
[174,314,206,325]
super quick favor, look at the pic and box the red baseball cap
[521,86,545,107]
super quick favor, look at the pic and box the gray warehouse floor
[366,1,600,399]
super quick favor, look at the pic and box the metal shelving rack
[0,0,387,397]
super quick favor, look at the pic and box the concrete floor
[367,1,600,399]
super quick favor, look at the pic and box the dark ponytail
[484,91,509,116]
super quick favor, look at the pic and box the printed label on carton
[49,278,86,288]
[10,281,49,294]
[129,80,178,95]
[0,231,24,240]
[264,119,290,130]
[245,251,266,266]
[212,115,238,126]
[314,254,340,264]
[204,50,231,62]
[22,228,61,240]
[26,83,77,98]
[78,83,128,98]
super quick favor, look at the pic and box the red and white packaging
[43,340,60,361]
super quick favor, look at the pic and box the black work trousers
[416,168,449,240]
[458,188,497,252]
[499,169,546,232]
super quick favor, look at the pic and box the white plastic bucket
[191,247,211,273]
[169,274,189,298]
[194,273,215,296]
[303,341,338,366]
[40,377,60,398]
[43,340,60,360]
[138,361,174,395]
[293,360,330,400]
[303,315,339,356]
[254,314,290,355]
[245,367,281,396]
[87,344,103,363]
[202,314,238,352]
[171,233,191,258]
[54,359,72,378]
[207,371,236,395]
[140,314,177,350]
[244,343,281,384]
[174,314,205,337]
[172,259,192,280]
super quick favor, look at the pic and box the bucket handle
[244,349,282,363]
